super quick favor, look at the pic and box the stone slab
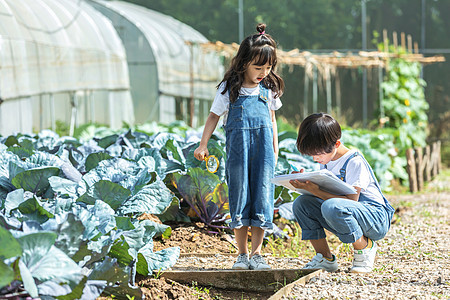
[159,268,321,292]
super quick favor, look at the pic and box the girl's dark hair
[218,23,284,102]
[296,113,342,155]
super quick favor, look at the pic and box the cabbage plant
[0,131,181,299]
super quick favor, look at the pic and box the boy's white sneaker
[302,253,339,272]
[232,253,250,270]
[249,254,271,270]
[350,240,378,273]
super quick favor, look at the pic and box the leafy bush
[373,35,430,151]
[381,58,428,148]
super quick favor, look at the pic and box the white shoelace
[251,255,266,266]
[236,254,248,264]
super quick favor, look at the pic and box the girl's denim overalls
[225,84,275,230]
[292,152,395,243]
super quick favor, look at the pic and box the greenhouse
[0,0,223,136]
[0,0,133,136]
[88,0,224,126]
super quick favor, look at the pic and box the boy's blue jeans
[292,194,392,243]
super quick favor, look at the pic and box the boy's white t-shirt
[320,149,384,205]
[210,82,282,124]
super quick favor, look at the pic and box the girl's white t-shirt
[320,149,384,205]
[210,82,282,124]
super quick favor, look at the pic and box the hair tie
[259,31,265,35]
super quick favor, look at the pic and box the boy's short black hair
[296,113,342,155]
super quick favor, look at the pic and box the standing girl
[194,23,284,270]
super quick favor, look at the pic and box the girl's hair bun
[256,23,266,34]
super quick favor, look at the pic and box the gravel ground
[172,174,450,300]
[283,177,450,300]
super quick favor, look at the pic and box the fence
[405,141,442,192]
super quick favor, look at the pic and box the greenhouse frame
[89,0,223,127]
[0,0,223,136]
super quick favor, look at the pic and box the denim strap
[325,152,359,181]
[339,152,358,181]
[258,83,269,102]
[335,152,394,211]
[357,153,396,217]
[333,151,381,192]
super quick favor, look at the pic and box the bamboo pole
[189,43,195,127]
[303,68,309,119]
[313,66,318,112]
[326,66,332,113]
[335,69,341,119]
[199,40,445,69]
[378,67,384,121]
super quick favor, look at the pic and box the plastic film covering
[93,0,223,101]
[0,0,134,134]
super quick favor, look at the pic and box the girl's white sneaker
[232,253,250,270]
[249,254,271,270]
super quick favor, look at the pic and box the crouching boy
[291,113,395,273]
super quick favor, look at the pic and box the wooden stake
[383,29,388,52]
[415,147,424,191]
[407,34,412,53]
[335,70,341,118]
[436,141,442,174]
[393,31,398,52]
[414,42,419,54]
[438,141,442,174]
[406,148,418,193]
[424,145,431,182]
[401,32,406,51]
[430,141,442,177]
[431,142,437,177]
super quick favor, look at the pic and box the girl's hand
[194,146,209,161]
[289,179,318,193]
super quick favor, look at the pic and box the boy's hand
[291,169,305,174]
[289,179,319,193]
[194,146,209,161]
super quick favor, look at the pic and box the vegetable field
[0,122,408,299]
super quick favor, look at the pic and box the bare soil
[138,276,214,300]
[153,222,237,255]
